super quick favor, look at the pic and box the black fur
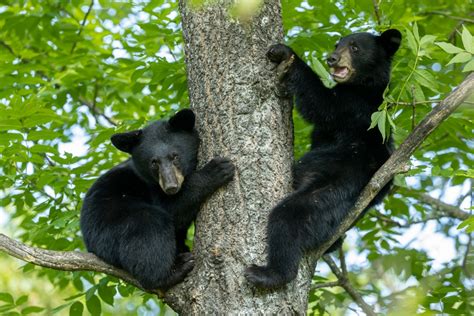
[245,30,401,289]
[80,109,235,290]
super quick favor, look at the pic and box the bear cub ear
[378,29,402,57]
[111,130,143,153]
[168,109,195,132]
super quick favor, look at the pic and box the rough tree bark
[164,0,315,313]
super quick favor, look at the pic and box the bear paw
[175,252,194,266]
[267,44,293,64]
[203,157,235,186]
[245,264,289,289]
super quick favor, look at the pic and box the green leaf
[0,293,14,304]
[412,22,420,42]
[311,55,335,88]
[405,28,418,54]
[85,295,101,316]
[0,120,23,131]
[447,52,472,65]
[50,302,73,314]
[414,69,439,92]
[412,82,425,102]
[369,111,382,130]
[15,295,28,306]
[0,305,15,313]
[377,110,387,142]
[461,25,474,54]
[420,35,436,47]
[69,302,83,316]
[436,42,464,54]
[97,286,115,307]
[463,58,474,72]
[458,216,474,233]
[85,287,96,301]
[21,306,45,315]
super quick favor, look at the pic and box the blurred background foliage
[0,0,472,315]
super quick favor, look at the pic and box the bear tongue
[332,67,349,78]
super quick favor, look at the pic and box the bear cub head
[111,109,198,195]
[327,29,401,84]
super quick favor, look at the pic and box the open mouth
[330,66,351,81]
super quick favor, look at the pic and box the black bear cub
[81,109,235,290]
[245,30,402,288]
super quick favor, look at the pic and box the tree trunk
[164,0,314,313]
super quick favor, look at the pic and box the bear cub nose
[327,53,340,67]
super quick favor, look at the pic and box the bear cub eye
[350,43,359,52]
[171,153,179,162]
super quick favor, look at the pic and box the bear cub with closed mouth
[81,109,235,290]
[245,29,402,289]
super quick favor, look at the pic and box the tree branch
[424,11,474,23]
[397,186,470,220]
[70,0,94,55]
[372,0,381,26]
[311,280,341,290]
[0,40,16,56]
[0,233,162,297]
[78,96,117,126]
[462,233,473,277]
[323,254,377,316]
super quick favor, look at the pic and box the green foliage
[437,26,474,71]
[0,291,44,315]
[0,0,472,315]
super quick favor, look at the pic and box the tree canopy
[0,0,473,315]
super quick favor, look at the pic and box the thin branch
[61,8,81,24]
[311,244,348,291]
[323,254,377,316]
[311,280,341,290]
[387,100,441,108]
[417,193,470,220]
[0,40,16,56]
[448,20,465,43]
[79,96,117,126]
[374,213,403,227]
[375,213,447,228]
[43,154,56,167]
[457,190,472,207]
[372,0,381,26]
[462,184,473,277]
[397,186,471,220]
[70,0,94,55]
[338,246,348,276]
[462,233,473,277]
[92,81,99,112]
[411,85,416,130]
[424,11,474,23]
